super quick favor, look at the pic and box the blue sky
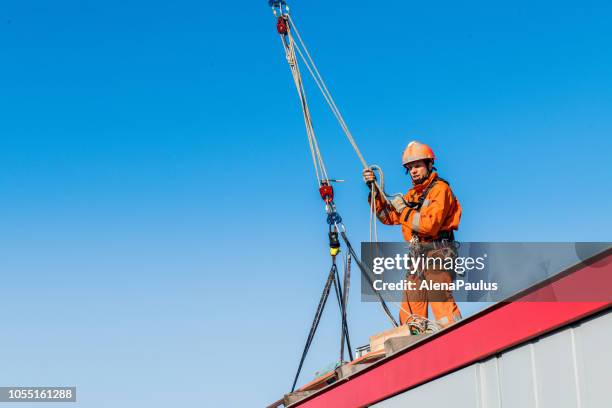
[1,0,611,406]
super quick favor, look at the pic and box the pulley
[276,16,288,34]
[319,182,334,203]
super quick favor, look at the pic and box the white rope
[369,189,374,242]
[280,14,392,244]
[388,302,442,333]
[280,31,329,185]
[286,31,328,182]
[288,16,368,170]
[369,187,378,243]
[286,38,324,182]
[286,17,392,224]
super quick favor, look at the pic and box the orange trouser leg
[425,268,462,326]
[399,268,462,327]
[399,273,427,325]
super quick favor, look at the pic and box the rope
[280,13,393,219]
[371,165,406,201]
[340,231,399,327]
[293,25,392,238]
[369,185,378,243]
[288,16,368,169]
[388,301,442,334]
[280,31,329,185]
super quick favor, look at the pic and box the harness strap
[406,176,455,241]
[405,176,447,210]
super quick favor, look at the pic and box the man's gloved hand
[363,168,377,185]
[390,196,407,213]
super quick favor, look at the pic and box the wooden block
[383,333,431,355]
[369,324,412,352]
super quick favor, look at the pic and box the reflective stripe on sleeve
[376,208,390,223]
[412,211,421,232]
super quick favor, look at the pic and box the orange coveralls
[370,171,462,326]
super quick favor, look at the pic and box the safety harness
[402,175,456,241]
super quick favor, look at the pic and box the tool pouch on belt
[421,240,459,276]
[428,241,458,259]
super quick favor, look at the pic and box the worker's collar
[412,171,438,191]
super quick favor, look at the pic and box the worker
[363,141,462,328]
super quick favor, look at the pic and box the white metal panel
[477,358,501,408]
[373,309,611,408]
[532,329,579,408]
[373,365,480,408]
[497,343,538,407]
[575,310,612,408]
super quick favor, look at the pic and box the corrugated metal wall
[373,308,611,408]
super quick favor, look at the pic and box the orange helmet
[401,141,435,166]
